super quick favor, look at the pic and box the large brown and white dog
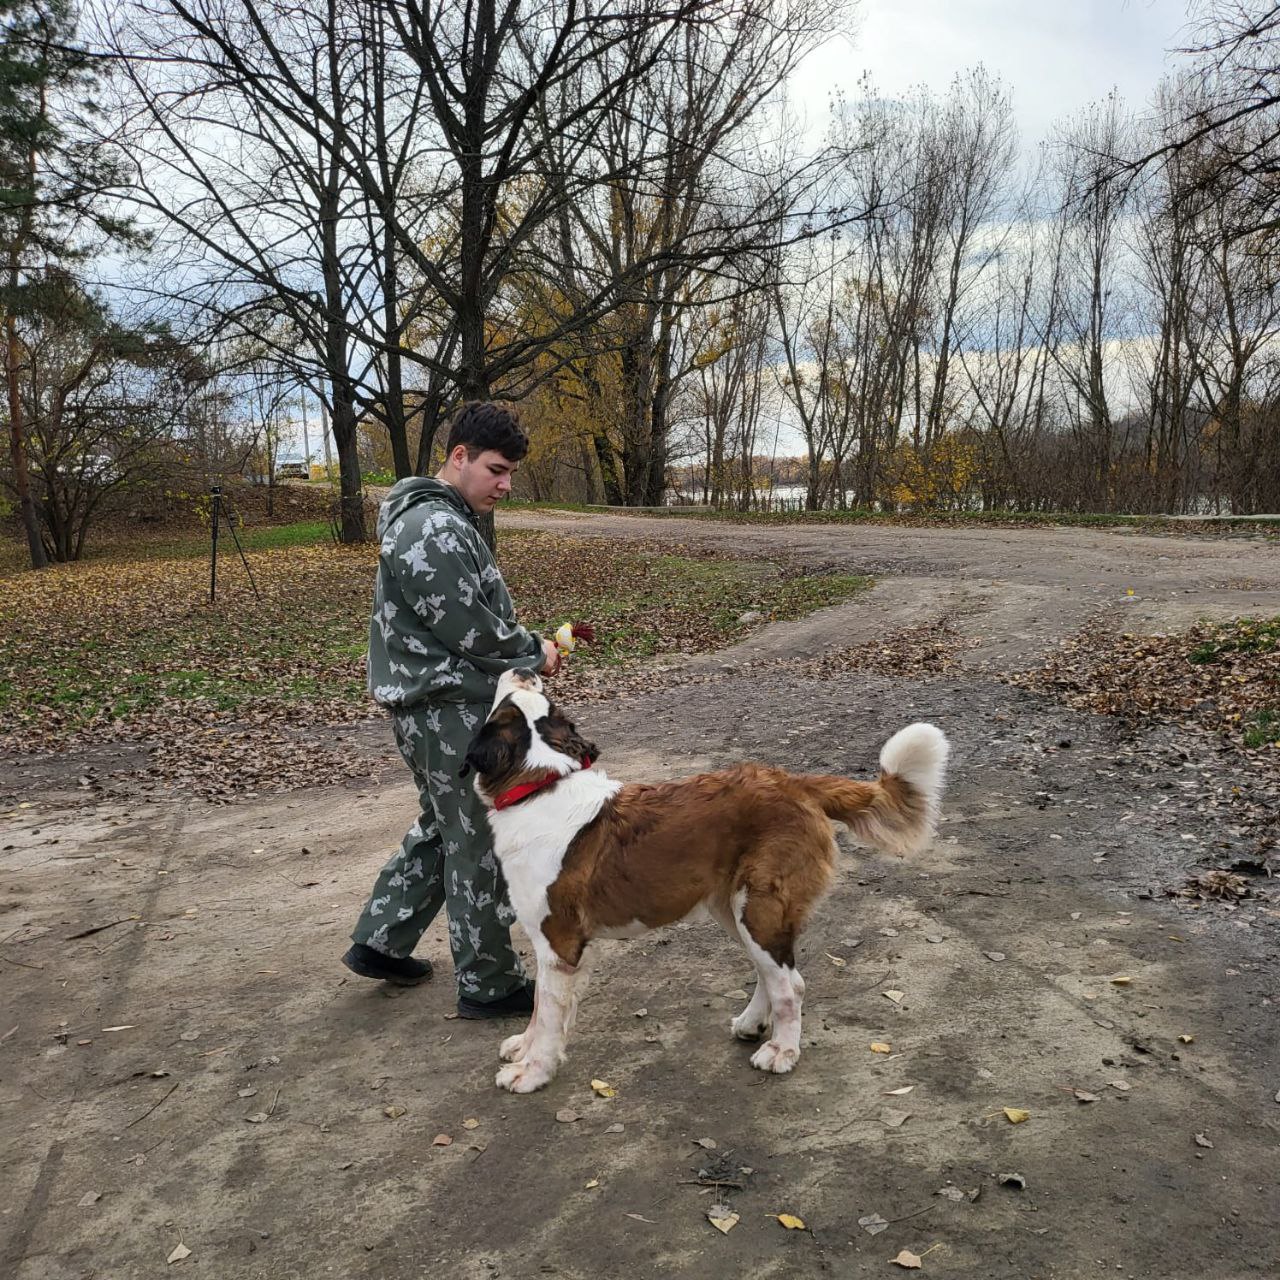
[461,669,950,1093]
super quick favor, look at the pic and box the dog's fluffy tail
[804,723,950,856]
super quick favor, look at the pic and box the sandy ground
[2,514,1278,1280]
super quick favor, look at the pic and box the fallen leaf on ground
[1110,1081,1131,1092]
[1194,1132,1214,1148]
[238,1087,257,1099]
[432,1134,452,1147]
[936,1186,965,1201]
[555,1109,579,1123]
[166,1243,191,1264]
[1073,1090,1099,1104]
[883,990,905,1004]
[382,1105,406,1119]
[859,1213,889,1234]
[891,1249,922,1268]
[244,1112,268,1124]
[605,1122,625,1133]
[463,1118,479,1129]
[1110,976,1133,986]
[102,1025,135,1033]
[591,1078,617,1098]
[983,951,1006,962]
[179,1030,200,1041]
[824,952,846,967]
[693,1137,717,1149]
[884,1085,915,1096]
[1003,1108,1030,1124]
[633,1008,647,1018]
[77,1191,101,1207]
[880,1108,910,1128]
[1178,1035,1195,1044]
[775,1213,806,1230]
[707,1204,739,1234]
[624,1213,655,1223]
[722,988,749,999]
[585,1178,600,1190]
[870,1042,892,1054]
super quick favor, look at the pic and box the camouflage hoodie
[366,478,545,707]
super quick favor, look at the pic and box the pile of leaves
[0,528,865,801]
[790,619,977,681]
[1009,617,1280,891]
[1008,616,1280,759]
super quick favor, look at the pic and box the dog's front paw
[750,1040,799,1074]
[495,1059,554,1093]
[498,1032,530,1062]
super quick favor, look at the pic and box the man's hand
[541,638,562,676]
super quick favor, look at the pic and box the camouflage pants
[350,701,527,1001]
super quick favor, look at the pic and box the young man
[342,401,559,1018]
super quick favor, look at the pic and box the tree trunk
[329,374,365,543]
[5,303,47,570]
[382,222,410,477]
[619,340,653,506]
[319,116,365,542]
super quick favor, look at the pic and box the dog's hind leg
[732,888,805,1074]
[709,899,772,1040]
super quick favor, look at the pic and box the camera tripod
[208,485,261,604]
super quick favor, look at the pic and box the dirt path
[2,516,1277,1279]
[501,510,1280,669]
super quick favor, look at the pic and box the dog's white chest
[489,772,621,929]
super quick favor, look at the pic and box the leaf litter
[0,532,867,803]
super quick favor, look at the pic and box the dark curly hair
[445,401,529,462]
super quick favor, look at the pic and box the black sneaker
[456,984,536,1020]
[342,943,433,986]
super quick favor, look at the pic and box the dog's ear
[536,711,598,763]
[460,722,513,779]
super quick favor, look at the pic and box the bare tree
[1043,95,1135,510]
[102,0,449,541]
[15,273,208,560]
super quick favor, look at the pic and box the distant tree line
[3,0,1279,569]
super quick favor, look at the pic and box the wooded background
[4,0,1280,567]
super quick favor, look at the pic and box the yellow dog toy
[553,621,596,658]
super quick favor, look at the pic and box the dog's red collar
[492,756,594,811]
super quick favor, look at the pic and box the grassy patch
[104,519,334,563]
[0,529,867,752]
[509,541,868,667]
[1189,617,1280,664]
[1243,709,1280,749]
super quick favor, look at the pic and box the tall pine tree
[1,0,130,568]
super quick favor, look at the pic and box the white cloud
[791,0,1193,149]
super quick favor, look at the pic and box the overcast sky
[794,0,1197,151]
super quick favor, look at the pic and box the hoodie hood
[378,476,476,536]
